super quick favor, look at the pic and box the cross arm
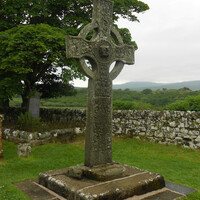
[109,43,135,81]
[66,36,95,79]
[66,36,94,60]
[114,45,135,65]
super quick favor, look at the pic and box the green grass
[0,137,200,199]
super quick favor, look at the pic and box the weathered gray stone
[151,126,158,131]
[18,143,31,157]
[67,163,127,181]
[28,91,41,118]
[13,130,19,137]
[196,143,200,148]
[28,134,33,140]
[139,132,146,136]
[169,121,176,128]
[179,123,185,128]
[66,0,134,167]
[196,119,200,124]
[67,166,84,179]
[195,136,200,143]
[175,137,183,143]
[39,165,165,200]
[189,142,196,149]
[183,135,192,141]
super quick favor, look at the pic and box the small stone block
[67,166,84,179]
[18,143,31,157]
[83,163,124,181]
[67,163,125,181]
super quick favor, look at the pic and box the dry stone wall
[1,108,200,149]
[0,108,86,125]
[113,110,200,149]
[3,128,75,146]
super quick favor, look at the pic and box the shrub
[113,101,154,110]
[17,112,41,131]
[164,95,200,111]
[16,112,76,132]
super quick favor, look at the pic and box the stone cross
[66,0,134,167]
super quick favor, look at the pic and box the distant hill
[113,80,200,91]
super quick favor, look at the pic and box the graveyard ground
[0,136,199,200]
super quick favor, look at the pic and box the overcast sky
[74,0,200,87]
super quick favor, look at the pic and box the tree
[0,74,22,108]
[0,0,149,32]
[142,89,152,95]
[0,0,148,49]
[0,0,149,108]
[178,87,191,91]
[0,24,79,108]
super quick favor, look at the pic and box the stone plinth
[39,163,165,200]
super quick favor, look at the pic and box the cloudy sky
[74,0,200,87]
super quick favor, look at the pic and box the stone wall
[3,128,77,146]
[1,108,200,149]
[0,107,86,126]
[113,110,200,149]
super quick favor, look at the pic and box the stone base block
[39,163,165,200]
[66,163,126,181]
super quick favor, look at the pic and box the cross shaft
[66,0,134,167]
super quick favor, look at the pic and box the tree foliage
[113,100,154,110]
[0,0,149,32]
[0,24,79,107]
[164,95,200,111]
[0,0,149,50]
[113,88,200,107]
[0,0,149,108]
[10,88,200,110]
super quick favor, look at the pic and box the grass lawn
[0,137,200,200]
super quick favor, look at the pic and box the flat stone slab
[38,164,165,200]
[14,179,196,200]
[142,190,184,200]
[165,181,196,195]
[14,179,66,200]
[127,188,184,200]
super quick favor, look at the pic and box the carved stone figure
[66,0,134,167]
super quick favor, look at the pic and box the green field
[9,88,200,110]
[0,137,200,199]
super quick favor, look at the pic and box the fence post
[0,115,4,159]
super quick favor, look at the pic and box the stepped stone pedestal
[39,163,165,200]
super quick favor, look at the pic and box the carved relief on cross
[66,0,134,80]
[66,0,135,167]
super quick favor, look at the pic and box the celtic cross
[66,0,135,167]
